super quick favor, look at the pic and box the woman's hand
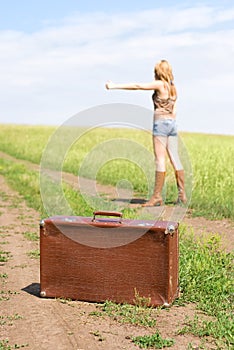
[105,80,115,90]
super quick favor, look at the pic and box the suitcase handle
[92,211,123,223]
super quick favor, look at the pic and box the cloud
[0,4,234,134]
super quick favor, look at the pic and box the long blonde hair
[154,60,177,98]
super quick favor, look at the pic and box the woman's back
[152,81,177,118]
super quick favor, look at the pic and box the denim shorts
[152,119,178,137]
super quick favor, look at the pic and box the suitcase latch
[165,225,176,236]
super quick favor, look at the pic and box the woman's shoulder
[155,79,165,87]
[155,79,169,92]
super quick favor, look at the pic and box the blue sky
[0,0,234,134]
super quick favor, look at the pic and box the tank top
[152,91,176,120]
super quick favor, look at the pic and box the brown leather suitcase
[40,211,179,307]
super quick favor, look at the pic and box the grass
[0,157,138,218]
[0,124,233,348]
[132,332,175,349]
[0,124,54,164]
[0,159,43,215]
[0,250,10,263]
[178,225,234,348]
[0,125,233,219]
[89,227,233,349]
[26,249,40,259]
[56,298,74,307]
[0,158,94,218]
[91,300,157,327]
[0,339,29,349]
[90,330,105,342]
[183,132,234,219]
[0,290,19,302]
[0,314,23,326]
[23,232,39,241]
[90,296,175,348]
[0,340,11,350]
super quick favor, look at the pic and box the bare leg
[142,136,167,207]
[153,136,167,172]
[167,136,183,171]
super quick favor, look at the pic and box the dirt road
[0,168,232,349]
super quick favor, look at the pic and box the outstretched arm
[105,80,162,91]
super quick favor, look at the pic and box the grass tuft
[90,299,157,328]
[132,331,175,349]
[27,249,40,259]
[178,226,234,347]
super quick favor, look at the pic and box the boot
[175,170,187,204]
[142,171,165,207]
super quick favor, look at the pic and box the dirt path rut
[0,151,233,349]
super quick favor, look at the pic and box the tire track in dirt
[0,151,118,201]
[0,175,150,350]
[0,161,223,349]
[0,176,84,349]
[0,175,133,349]
[0,150,233,249]
[0,175,181,350]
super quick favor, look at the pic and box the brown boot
[142,171,165,207]
[175,170,187,204]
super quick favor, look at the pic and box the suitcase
[40,211,179,307]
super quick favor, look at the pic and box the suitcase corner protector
[162,302,170,308]
[40,290,47,298]
[165,224,176,236]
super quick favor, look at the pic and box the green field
[0,124,233,219]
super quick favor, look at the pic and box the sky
[0,0,234,135]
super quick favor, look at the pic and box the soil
[0,152,233,350]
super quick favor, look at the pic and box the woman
[105,59,186,206]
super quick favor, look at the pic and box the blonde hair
[154,60,177,98]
